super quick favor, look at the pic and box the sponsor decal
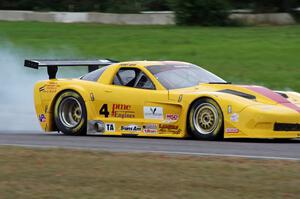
[166,114,179,122]
[144,106,163,120]
[227,105,232,114]
[225,128,239,133]
[39,85,45,92]
[112,104,135,118]
[158,124,181,134]
[90,93,95,101]
[230,113,239,122]
[39,82,60,93]
[120,63,137,67]
[143,124,158,134]
[159,124,178,130]
[121,124,142,132]
[99,104,135,118]
[105,123,115,132]
[39,114,46,122]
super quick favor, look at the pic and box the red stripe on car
[244,86,300,113]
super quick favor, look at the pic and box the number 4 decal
[100,104,109,118]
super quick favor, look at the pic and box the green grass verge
[0,21,299,91]
[0,146,299,199]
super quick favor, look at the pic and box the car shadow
[223,138,300,144]
[43,131,300,143]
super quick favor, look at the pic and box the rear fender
[35,82,92,132]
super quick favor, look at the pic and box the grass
[0,22,299,198]
[0,21,299,91]
[0,146,299,199]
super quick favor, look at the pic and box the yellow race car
[25,59,300,140]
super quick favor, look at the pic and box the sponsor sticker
[166,114,179,122]
[120,63,137,67]
[158,124,181,134]
[227,105,232,114]
[144,106,163,120]
[39,82,60,93]
[90,93,95,101]
[121,124,142,132]
[159,124,178,130]
[225,128,239,133]
[230,113,239,122]
[112,104,135,118]
[39,114,46,122]
[105,123,115,132]
[143,124,158,134]
[39,86,45,92]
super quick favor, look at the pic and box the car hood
[170,83,300,112]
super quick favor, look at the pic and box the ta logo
[150,107,157,114]
[105,123,115,132]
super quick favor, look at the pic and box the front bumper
[224,104,300,138]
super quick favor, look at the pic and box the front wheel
[54,91,87,135]
[188,98,223,140]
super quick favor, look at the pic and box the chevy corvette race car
[25,59,300,140]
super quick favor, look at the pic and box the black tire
[54,91,87,135]
[188,98,223,140]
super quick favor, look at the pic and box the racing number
[100,104,109,118]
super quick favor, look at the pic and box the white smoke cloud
[0,41,87,131]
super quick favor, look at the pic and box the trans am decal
[121,125,142,132]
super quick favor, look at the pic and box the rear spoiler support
[24,59,118,79]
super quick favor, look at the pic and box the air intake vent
[274,123,300,131]
[218,89,256,100]
[275,92,288,98]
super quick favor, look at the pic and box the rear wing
[24,59,117,79]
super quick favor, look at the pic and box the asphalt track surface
[0,131,299,160]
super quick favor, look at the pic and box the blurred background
[0,0,299,130]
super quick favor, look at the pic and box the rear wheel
[188,98,223,140]
[54,91,87,135]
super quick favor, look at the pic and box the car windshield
[147,64,226,89]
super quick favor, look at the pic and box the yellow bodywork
[33,61,300,139]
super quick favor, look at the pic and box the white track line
[147,150,300,161]
[0,143,299,161]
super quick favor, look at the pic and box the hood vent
[218,89,256,100]
[275,92,288,99]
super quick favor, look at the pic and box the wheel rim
[58,97,82,128]
[193,103,219,135]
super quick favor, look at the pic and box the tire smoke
[0,42,86,131]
